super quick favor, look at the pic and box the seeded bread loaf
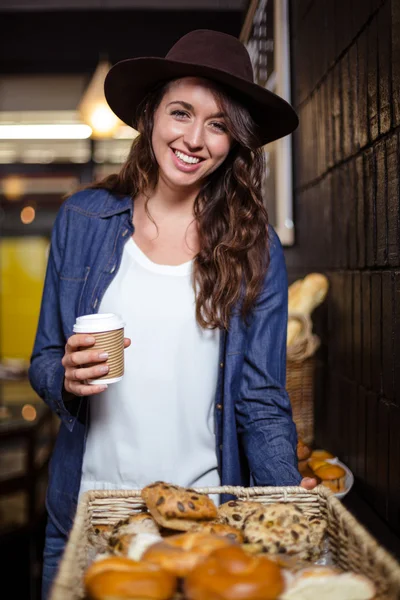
[141,481,217,531]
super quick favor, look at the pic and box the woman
[29,30,316,598]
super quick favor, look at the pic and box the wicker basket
[51,485,400,600]
[286,314,320,446]
[286,356,316,446]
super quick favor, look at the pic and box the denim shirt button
[219,444,223,450]
[122,229,129,237]
[93,298,98,309]
[220,362,224,368]
[110,265,116,274]
[216,404,222,410]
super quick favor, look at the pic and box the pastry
[313,464,346,493]
[108,513,160,556]
[242,503,311,555]
[88,524,114,554]
[184,544,284,600]
[141,482,217,531]
[84,556,177,600]
[310,449,335,460]
[297,439,312,461]
[281,567,376,600]
[142,531,234,578]
[243,503,327,560]
[217,499,260,527]
[189,520,244,543]
[287,274,329,345]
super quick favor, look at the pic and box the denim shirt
[29,188,301,536]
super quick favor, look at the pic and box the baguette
[287,274,329,347]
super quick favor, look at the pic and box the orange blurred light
[20,206,35,224]
[21,404,37,421]
[3,176,24,200]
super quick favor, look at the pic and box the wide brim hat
[104,29,298,147]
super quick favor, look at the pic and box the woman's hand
[300,477,318,490]
[62,334,131,397]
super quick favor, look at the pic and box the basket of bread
[51,482,400,600]
[286,273,329,446]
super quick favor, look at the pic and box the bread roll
[297,439,312,461]
[188,521,244,543]
[84,556,177,600]
[142,482,217,531]
[281,567,375,600]
[184,544,284,600]
[142,531,234,578]
[310,449,335,460]
[313,464,346,493]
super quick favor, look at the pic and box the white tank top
[79,237,221,498]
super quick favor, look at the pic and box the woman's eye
[171,110,189,119]
[211,122,227,133]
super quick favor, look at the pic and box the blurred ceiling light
[79,60,121,139]
[0,124,92,139]
[20,206,36,224]
[3,176,24,200]
[21,404,37,422]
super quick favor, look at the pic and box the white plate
[322,458,354,500]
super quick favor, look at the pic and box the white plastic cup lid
[73,313,125,334]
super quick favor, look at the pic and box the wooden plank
[382,272,395,402]
[375,140,388,266]
[386,133,400,267]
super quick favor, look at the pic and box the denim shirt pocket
[59,266,91,318]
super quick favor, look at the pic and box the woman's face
[151,77,233,192]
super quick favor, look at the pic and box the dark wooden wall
[286,0,400,534]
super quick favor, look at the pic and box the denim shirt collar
[98,192,133,219]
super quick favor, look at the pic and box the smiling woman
[28,29,309,599]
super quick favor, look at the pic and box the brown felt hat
[104,29,298,146]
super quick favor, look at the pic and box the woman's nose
[183,122,204,151]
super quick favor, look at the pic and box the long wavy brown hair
[88,79,270,329]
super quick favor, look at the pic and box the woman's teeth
[174,150,201,164]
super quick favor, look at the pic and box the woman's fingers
[65,362,109,382]
[62,347,109,369]
[124,337,131,348]
[300,477,318,490]
[65,333,95,353]
[65,379,108,396]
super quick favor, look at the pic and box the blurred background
[1,0,400,597]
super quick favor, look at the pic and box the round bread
[310,449,335,460]
[189,521,244,543]
[112,513,160,536]
[88,524,114,554]
[308,458,329,472]
[281,568,376,600]
[142,531,234,578]
[217,499,260,527]
[313,464,346,493]
[297,439,312,461]
[141,482,217,531]
[184,544,284,600]
[84,556,177,600]
[298,460,316,479]
[243,504,311,555]
[108,513,160,556]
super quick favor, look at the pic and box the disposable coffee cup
[73,313,125,385]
